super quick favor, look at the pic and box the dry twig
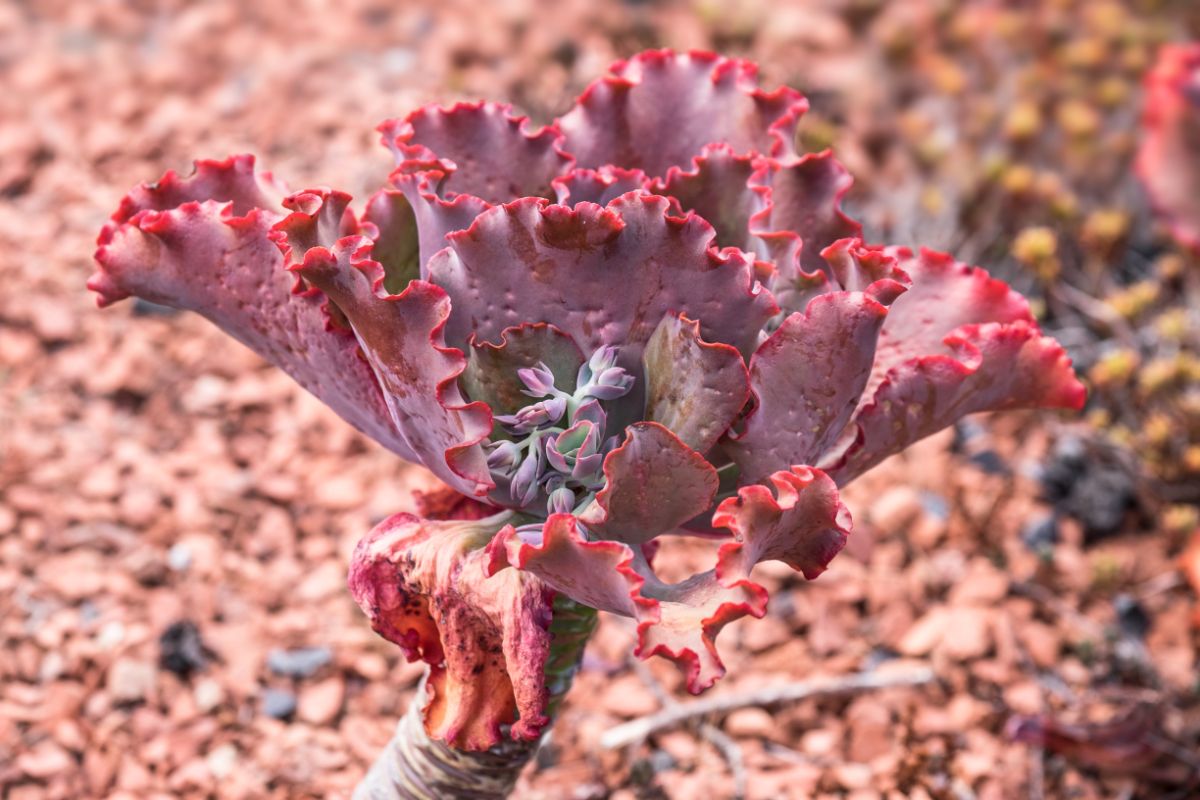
[628,660,749,799]
[602,666,936,750]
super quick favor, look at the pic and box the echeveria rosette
[89,49,1086,751]
[1137,43,1200,253]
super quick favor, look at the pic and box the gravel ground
[2,2,1198,798]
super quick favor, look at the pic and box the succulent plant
[1139,43,1200,253]
[90,49,1084,796]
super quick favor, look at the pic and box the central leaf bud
[487,345,635,515]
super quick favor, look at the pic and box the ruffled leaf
[491,465,849,692]
[557,49,807,178]
[461,323,584,416]
[750,152,864,305]
[292,238,493,496]
[106,153,289,224]
[379,103,572,278]
[488,514,759,692]
[711,466,851,581]
[1137,44,1200,252]
[863,247,1037,401]
[387,169,491,283]
[833,321,1087,483]
[552,166,652,207]
[273,187,356,255]
[642,313,750,455]
[88,156,416,460]
[349,512,555,749]
[652,144,765,250]
[428,194,777,368]
[578,422,719,544]
[361,188,422,293]
[381,102,572,204]
[728,266,906,485]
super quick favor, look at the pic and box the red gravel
[2,2,1197,798]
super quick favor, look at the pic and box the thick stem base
[354,681,536,800]
[355,598,598,799]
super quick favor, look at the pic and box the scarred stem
[354,679,537,800]
[354,595,597,800]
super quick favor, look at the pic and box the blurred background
[2,0,1199,797]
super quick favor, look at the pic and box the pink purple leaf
[360,188,422,293]
[88,156,415,460]
[380,102,571,204]
[491,465,849,692]
[552,166,652,206]
[642,313,750,455]
[711,466,851,581]
[652,144,765,250]
[728,272,905,485]
[428,194,777,366]
[106,153,289,223]
[557,49,807,178]
[833,321,1087,483]
[488,514,760,692]
[750,151,863,295]
[387,168,491,282]
[577,422,719,545]
[292,238,493,497]
[863,247,1037,401]
[460,323,584,416]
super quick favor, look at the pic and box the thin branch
[601,666,936,750]
[629,659,748,799]
[698,723,748,800]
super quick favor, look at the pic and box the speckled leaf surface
[577,422,719,544]
[727,286,901,485]
[642,313,750,455]
[293,238,493,497]
[461,323,584,416]
[88,156,416,460]
[865,247,1035,398]
[557,49,807,178]
[428,194,777,365]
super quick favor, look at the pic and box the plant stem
[354,680,537,800]
[354,596,597,800]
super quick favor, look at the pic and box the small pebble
[159,620,212,677]
[267,646,333,678]
[1021,514,1060,552]
[1114,594,1151,640]
[193,678,225,713]
[167,542,193,572]
[205,744,238,779]
[108,658,157,704]
[261,688,297,720]
[969,449,1009,475]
